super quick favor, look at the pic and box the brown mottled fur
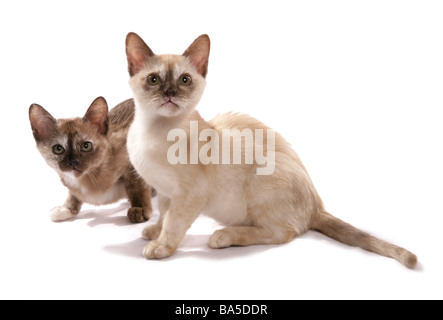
[126,32,417,268]
[29,97,153,223]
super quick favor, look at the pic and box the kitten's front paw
[209,230,232,249]
[50,206,76,222]
[143,241,175,259]
[142,224,162,240]
[127,207,151,223]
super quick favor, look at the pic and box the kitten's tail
[311,210,417,269]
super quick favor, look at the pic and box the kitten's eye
[52,144,65,155]
[179,74,192,86]
[147,74,161,86]
[80,141,93,152]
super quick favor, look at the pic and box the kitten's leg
[124,167,153,223]
[142,194,170,241]
[209,225,296,249]
[143,194,205,259]
[50,192,82,222]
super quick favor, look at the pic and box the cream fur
[126,33,417,268]
[50,206,76,222]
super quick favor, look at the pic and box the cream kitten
[125,32,417,268]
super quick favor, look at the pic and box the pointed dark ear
[83,97,109,135]
[126,32,155,77]
[183,34,210,78]
[29,104,57,142]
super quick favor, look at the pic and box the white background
[1,0,442,299]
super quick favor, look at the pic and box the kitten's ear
[183,34,210,78]
[126,32,155,77]
[29,104,57,142]
[83,97,109,135]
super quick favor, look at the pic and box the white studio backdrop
[0,0,442,299]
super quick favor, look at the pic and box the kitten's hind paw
[209,230,232,249]
[127,207,150,223]
[50,206,76,222]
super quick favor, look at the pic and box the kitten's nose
[164,88,176,98]
[68,159,79,169]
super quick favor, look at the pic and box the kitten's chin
[73,169,83,177]
[62,168,83,178]
[157,101,182,117]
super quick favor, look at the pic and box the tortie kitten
[125,32,417,268]
[29,97,153,223]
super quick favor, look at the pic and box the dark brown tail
[311,211,417,269]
